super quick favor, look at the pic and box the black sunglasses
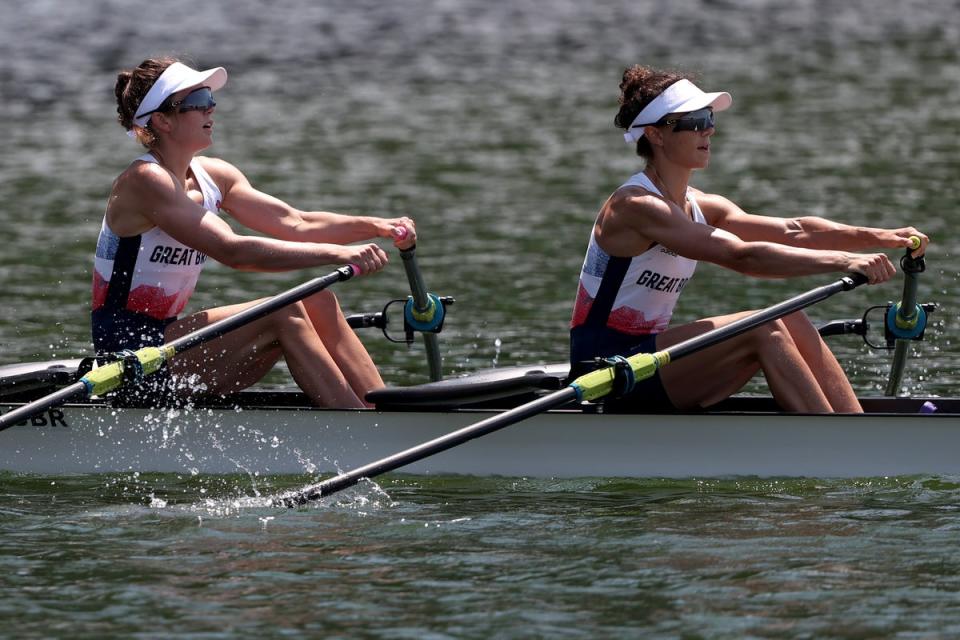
[144,87,217,117]
[658,107,715,132]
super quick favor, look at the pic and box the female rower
[570,65,929,413]
[96,57,415,408]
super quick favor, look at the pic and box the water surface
[1,0,959,636]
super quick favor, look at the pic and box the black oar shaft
[885,272,919,396]
[281,387,579,506]
[167,266,355,354]
[885,246,925,396]
[284,273,868,506]
[277,274,867,507]
[666,274,865,362]
[0,382,87,430]
[400,247,443,381]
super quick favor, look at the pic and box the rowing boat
[1,359,956,478]
[1,241,948,485]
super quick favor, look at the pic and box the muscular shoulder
[195,156,246,191]
[112,159,179,202]
[603,185,689,236]
[606,185,673,222]
[594,186,674,257]
[687,187,739,226]
[195,155,238,177]
[106,161,180,235]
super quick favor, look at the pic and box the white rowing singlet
[570,172,706,335]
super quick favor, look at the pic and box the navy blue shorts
[92,308,175,352]
[569,325,674,412]
[91,308,177,406]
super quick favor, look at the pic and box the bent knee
[302,288,343,317]
[273,301,313,329]
[306,288,339,307]
[781,311,824,343]
[748,318,795,350]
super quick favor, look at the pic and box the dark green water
[1,0,959,636]
[5,474,960,637]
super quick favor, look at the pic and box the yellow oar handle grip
[81,346,173,396]
[908,235,921,250]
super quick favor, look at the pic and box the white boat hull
[2,399,959,478]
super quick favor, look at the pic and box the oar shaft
[885,341,911,396]
[899,270,920,321]
[667,274,865,362]
[282,272,868,505]
[0,382,87,432]
[884,243,925,396]
[280,387,579,506]
[400,247,443,381]
[168,266,355,354]
[400,247,431,310]
[884,273,919,397]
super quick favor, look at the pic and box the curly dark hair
[114,57,178,147]
[614,65,691,159]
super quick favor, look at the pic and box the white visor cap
[623,79,732,144]
[130,62,228,132]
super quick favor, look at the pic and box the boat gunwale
[2,395,958,418]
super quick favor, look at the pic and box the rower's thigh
[164,300,284,392]
[656,311,771,409]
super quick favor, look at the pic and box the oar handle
[885,235,927,396]
[893,236,924,327]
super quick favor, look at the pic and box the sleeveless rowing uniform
[91,153,222,354]
[569,171,706,410]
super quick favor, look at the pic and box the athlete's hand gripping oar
[395,226,445,381]
[277,272,869,507]
[0,265,359,434]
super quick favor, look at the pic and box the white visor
[622,78,732,144]
[129,62,228,134]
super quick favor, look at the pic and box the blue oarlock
[404,293,447,334]
[885,301,927,341]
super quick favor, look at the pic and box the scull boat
[1,240,951,483]
[1,360,956,478]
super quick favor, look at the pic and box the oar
[884,237,926,396]
[0,265,358,433]
[396,227,444,381]
[277,272,868,507]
